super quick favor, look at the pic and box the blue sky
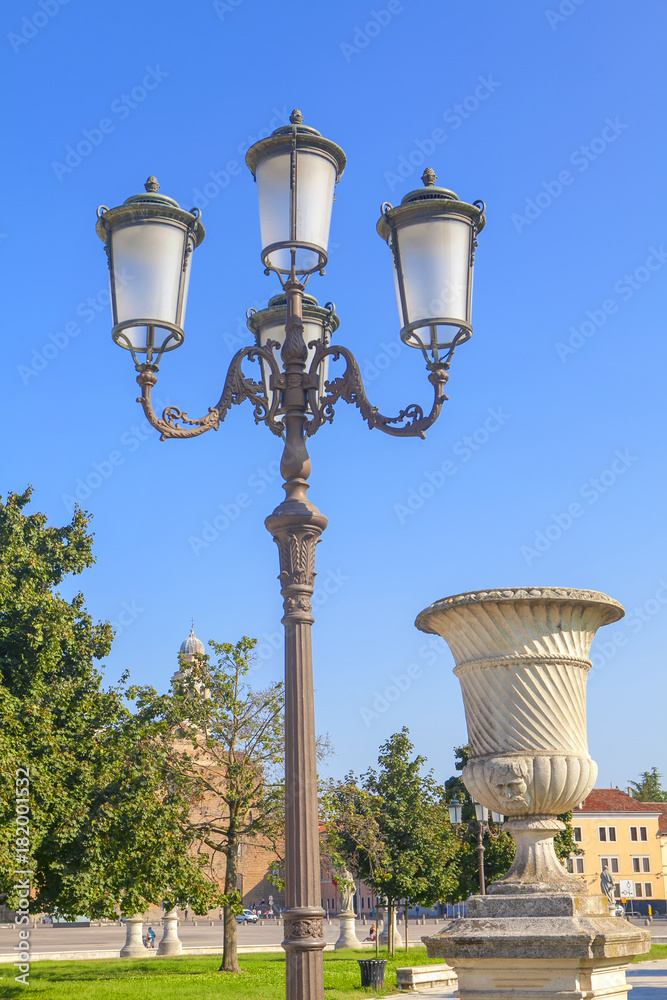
[1,0,665,790]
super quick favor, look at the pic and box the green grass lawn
[633,944,667,963]
[0,947,440,999]
[1,944,664,999]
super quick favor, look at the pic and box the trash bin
[358,959,388,988]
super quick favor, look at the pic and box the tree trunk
[405,903,409,952]
[219,841,242,974]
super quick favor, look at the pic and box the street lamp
[95,109,485,1000]
[448,798,504,896]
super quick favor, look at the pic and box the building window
[574,827,582,842]
[635,883,643,898]
[645,883,653,898]
[608,827,616,842]
[599,827,606,841]
[630,827,648,841]
[631,827,638,842]
[632,857,651,873]
[567,856,585,874]
[601,857,619,874]
[640,827,648,841]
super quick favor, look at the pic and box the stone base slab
[396,962,458,991]
[423,893,650,1000]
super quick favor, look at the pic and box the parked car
[236,908,259,924]
[613,904,626,917]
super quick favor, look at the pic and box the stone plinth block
[423,893,649,1000]
[157,908,183,957]
[335,911,362,950]
[119,914,147,958]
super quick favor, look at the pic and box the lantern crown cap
[121,176,181,210]
[399,170,459,206]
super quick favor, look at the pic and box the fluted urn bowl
[416,587,624,893]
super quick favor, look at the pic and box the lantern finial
[421,167,437,187]
[145,176,160,193]
[289,109,304,125]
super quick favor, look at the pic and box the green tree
[629,767,667,802]
[324,728,457,956]
[132,637,285,974]
[0,488,219,918]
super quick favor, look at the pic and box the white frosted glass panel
[256,150,336,272]
[395,218,470,326]
[113,222,186,326]
[256,152,291,269]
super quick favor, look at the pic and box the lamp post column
[476,822,486,896]
[266,278,327,1000]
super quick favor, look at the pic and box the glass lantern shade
[448,800,463,825]
[377,170,484,366]
[247,294,339,411]
[491,811,504,824]
[246,111,346,277]
[96,178,204,368]
[474,802,489,823]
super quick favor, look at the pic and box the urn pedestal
[119,914,148,958]
[416,588,649,1000]
[335,910,362,950]
[157,908,183,956]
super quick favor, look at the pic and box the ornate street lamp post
[96,110,485,1000]
[448,798,504,895]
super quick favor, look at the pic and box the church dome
[180,625,205,657]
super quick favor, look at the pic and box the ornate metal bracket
[135,343,284,441]
[304,343,449,439]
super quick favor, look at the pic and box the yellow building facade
[571,788,667,915]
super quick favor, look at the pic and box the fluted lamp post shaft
[95,109,485,1000]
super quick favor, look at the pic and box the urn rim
[415,586,624,634]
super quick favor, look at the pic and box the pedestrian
[184,907,189,922]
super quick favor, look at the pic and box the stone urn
[416,587,624,894]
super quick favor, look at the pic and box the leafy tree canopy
[0,488,219,918]
[629,767,667,802]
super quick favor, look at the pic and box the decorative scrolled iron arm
[304,343,450,439]
[135,343,285,441]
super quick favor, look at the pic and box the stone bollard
[158,908,183,957]
[120,915,147,958]
[418,587,650,1000]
